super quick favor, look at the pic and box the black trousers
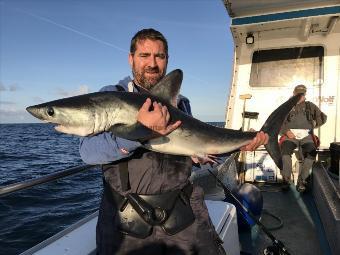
[281,135,316,181]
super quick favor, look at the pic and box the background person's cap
[294,84,307,94]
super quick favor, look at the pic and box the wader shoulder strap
[119,161,130,191]
[108,84,141,191]
[102,160,130,191]
[118,147,151,191]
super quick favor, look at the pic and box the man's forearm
[79,132,141,165]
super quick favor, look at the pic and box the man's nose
[148,56,157,67]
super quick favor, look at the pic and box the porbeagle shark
[27,69,301,169]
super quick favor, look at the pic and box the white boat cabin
[223,0,340,181]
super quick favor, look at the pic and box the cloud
[0,102,40,123]
[9,83,20,91]
[0,107,36,124]
[0,103,18,113]
[0,105,20,118]
[0,108,19,114]
[56,85,90,97]
[0,100,16,105]
[0,82,6,91]
[0,82,21,91]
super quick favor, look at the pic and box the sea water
[0,124,102,254]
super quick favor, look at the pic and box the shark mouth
[53,123,93,136]
[54,124,65,132]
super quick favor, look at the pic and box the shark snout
[26,106,38,117]
[26,106,47,120]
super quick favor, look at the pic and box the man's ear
[128,53,133,67]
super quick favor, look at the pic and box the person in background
[279,84,327,192]
[79,28,268,255]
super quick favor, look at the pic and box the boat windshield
[250,46,324,87]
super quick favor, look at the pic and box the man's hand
[137,98,181,136]
[285,130,295,139]
[191,155,219,165]
[241,131,269,151]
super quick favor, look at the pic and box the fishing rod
[206,168,291,255]
[0,164,97,197]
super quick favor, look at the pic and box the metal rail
[0,164,98,197]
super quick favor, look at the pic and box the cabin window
[249,46,324,87]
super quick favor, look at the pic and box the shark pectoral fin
[109,122,157,142]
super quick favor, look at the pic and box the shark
[26,69,301,170]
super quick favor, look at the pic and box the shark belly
[145,129,203,156]
[145,128,251,157]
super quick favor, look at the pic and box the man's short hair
[130,28,168,57]
[294,84,307,94]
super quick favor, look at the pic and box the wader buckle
[126,193,168,225]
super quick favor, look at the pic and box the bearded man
[79,28,267,255]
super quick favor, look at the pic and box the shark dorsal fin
[149,69,183,106]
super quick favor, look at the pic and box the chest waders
[104,180,194,238]
[102,149,195,239]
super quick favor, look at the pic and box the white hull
[20,201,240,255]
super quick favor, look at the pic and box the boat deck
[239,182,332,255]
[193,156,337,255]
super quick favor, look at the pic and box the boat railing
[0,164,98,197]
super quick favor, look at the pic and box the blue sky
[0,0,233,123]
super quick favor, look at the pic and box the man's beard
[132,66,165,90]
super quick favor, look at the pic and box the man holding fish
[79,28,268,255]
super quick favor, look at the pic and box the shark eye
[47,107,54,117]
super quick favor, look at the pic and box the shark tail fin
[260,94,302,170]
